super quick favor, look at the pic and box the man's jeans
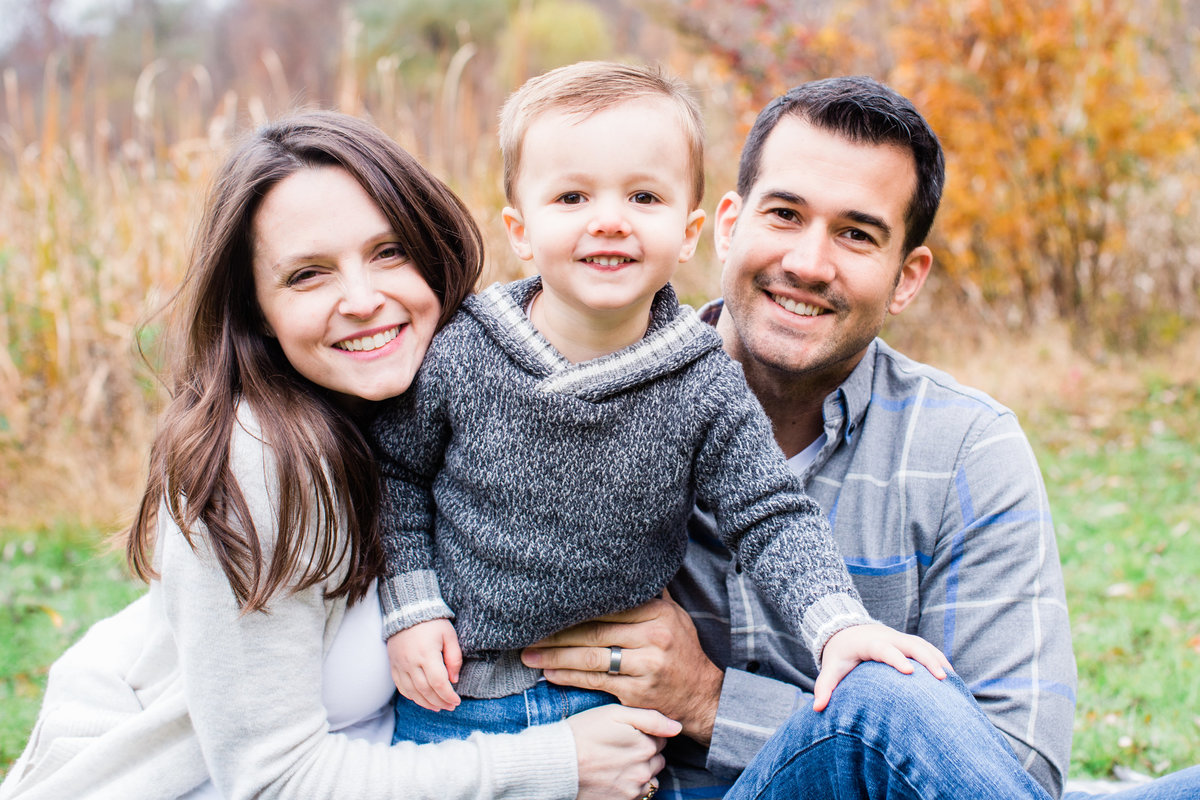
[669,661,1200,800]
[391,680,612,744]
[717,661,1051,799]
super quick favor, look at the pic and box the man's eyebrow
[759,190,807,207]
[845,210,892,243]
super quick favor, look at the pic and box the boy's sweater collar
[463,276,722,401]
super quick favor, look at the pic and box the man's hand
[520,593,724,745]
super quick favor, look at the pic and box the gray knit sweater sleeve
[694,361,873,660]
[370,339,456,639]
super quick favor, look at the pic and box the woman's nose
[338,269,385,318]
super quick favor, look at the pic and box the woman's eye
[286,268,320,286]
[631,192,658,205]
[378,244,407,261]
[558,192,584,205]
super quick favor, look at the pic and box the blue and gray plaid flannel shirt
[661,300,1076,799]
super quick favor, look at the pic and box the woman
[0,111,676,800]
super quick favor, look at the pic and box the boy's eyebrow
[758,189,892,243]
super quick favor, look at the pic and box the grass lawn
[1035,377,1200,778]
[0,523,145,775]
[1,374,1197,781]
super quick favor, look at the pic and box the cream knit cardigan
[0,410,577,800]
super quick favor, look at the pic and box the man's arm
[521,595,724,745]
[913,411,1076,795]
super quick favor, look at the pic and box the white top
[182,581,396,800]
[1,408,578,800]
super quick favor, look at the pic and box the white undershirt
[786,434,826,476]
[182,580,394,799]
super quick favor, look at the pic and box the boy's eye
[631,191,658,205]
[557,192,585,205]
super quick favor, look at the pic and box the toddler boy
[371,62,947,741]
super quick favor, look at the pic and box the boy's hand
[387,618,462,712]
[813,623,950,712]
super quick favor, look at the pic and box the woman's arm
[161,418,578,800]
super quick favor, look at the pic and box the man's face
[715,117,931,387]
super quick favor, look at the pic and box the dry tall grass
[2,12,1197,529]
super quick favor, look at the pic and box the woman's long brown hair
[127,111,483,611]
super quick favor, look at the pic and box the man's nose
[780,227,837,285]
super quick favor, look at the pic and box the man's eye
[845,229,874,244]
[631,191,658,204]
[558,192,584,205]
[770,208,798,222]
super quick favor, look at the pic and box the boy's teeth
[336,326,400,352]
[771,293,824,317]
[585,256,631,266]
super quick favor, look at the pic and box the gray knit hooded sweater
[372,277,871,698]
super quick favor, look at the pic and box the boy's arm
[692,370,873,661]
[369,354,455,639]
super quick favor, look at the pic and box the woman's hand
[814,623,951,712]
[568,704,681,800]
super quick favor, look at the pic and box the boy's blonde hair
[499,61,705,208]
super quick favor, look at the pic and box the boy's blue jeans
[391,680,613,744]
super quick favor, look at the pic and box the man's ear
[678,208,706,262]
[713,191,743,263]
[501,206,534,261]
[889,245,933,315]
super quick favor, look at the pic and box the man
[521,76,1077,797]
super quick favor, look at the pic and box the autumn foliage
[662,0,1200,346]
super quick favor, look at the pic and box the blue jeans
[391,680,613,744]
[1062,767,1200,800]
[711,661,1053,800]
[670,661,1200,800]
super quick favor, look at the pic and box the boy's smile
[502,97,705,361]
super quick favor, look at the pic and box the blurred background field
[1,0,1198,782]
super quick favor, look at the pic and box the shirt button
[746,660,760,673]
[733,560,743,574]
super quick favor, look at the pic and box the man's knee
[815,660,968,730]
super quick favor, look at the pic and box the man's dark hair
[736,76,946,255]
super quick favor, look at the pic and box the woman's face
[251,166,440,407]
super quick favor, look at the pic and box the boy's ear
[502,207,534,261]
[677,208,706,262]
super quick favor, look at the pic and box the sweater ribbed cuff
[379,570,454,640]
[800,592,875,662]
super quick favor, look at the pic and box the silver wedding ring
[607,645,622,675]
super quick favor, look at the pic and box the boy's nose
[587,205,633,237]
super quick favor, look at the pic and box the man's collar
[823,340,879,445]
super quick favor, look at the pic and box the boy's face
[502,97,705,321]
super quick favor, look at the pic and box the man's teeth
[336,327,400,352]
[771,293,824,317]
[584,256,632,266]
